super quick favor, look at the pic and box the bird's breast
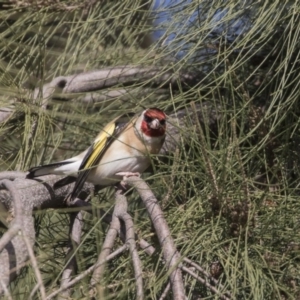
[87,139,151,186]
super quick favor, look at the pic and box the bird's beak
[149,118,160,129]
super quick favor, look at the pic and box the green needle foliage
[1,0,300,299]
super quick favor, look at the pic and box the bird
[27,108,167,203]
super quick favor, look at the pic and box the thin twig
[46,245,128,300]
[90,220,120,297]
[91,189,123,296]
[24,233,46,300]
[0,279,13,300]
[28,283,43,300]
[181,266,231,300]
[183,257,219,287]
[59,211,84,299]
[138,238,156,256]
[159,282,171,300]
[183,258,232,298]
[117,192,144,300]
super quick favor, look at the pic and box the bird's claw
[116,172,141,189]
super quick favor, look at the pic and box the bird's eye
[160,119,166,126]
[144,115,152,123]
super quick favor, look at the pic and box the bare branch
[90,198,121,297]
[181,266,231,300]
[116,191,144,300]
[0,65,206,124]
[184,257,219,284]
[0,174,93,293]
[0,172,27,181]
[130,233,232,299]
[80,88,169,104]
[0,178,35,294]
[58,198,157,257]
[0,107,14,123]
[126,176,186,300]
[137,237,156,256]
[59,211,84,299]
[50,66,203,94]
[0,279,13,300]
[24,233,47,300]
[159,282,171,300]
[0,173,232,299]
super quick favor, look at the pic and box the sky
[150,0,253,62]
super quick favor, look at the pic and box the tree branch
[0,174,93,294]
[90,192,122,297]
[0,173,233,298]
[0,178,35,294]
[1,65,206,123]
[116,190,144,300]
[24,233,47,300]
[181,266,230,300]
[0,98,222,297]
[125,176,186,300]
[59,211,84,300]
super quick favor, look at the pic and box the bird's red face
[141,108,166,138]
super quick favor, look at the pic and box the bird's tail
[26,161,73,179]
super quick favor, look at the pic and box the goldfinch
[27,108,167,202]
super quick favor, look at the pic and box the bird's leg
[115,172,141,189]
[116,172,141,178]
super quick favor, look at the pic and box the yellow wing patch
[84,121,117,169]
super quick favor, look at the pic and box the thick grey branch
[52,65,203,94]
[0,178,34,294]
[0,65,206,123]
[0,174,93,294]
